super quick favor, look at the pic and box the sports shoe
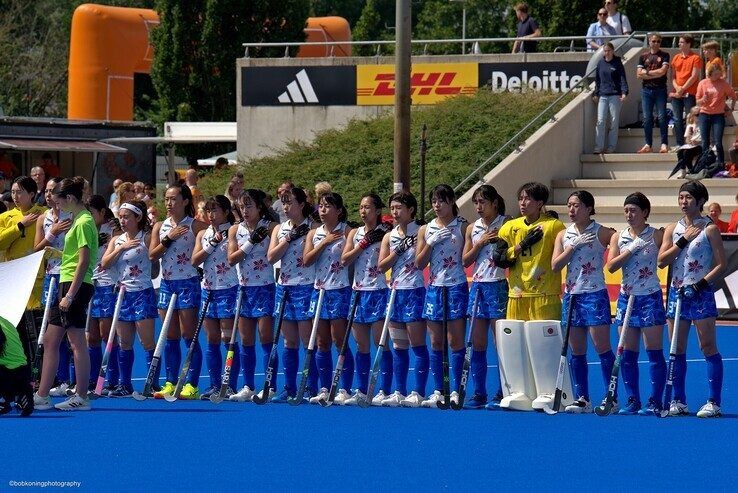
[200,386,220,401]
[15,391,34,417]
[450,391,460,406]
[485,391,503,410]
[564,397,593,414]
[271,388,292,404]
[309,387,329,404]
[252,388,275,403]
[0,399,11,415]
[49,382,70,397]
[618,396,642,415]
[153,381,175,399]
[55,394,91,411]
[179,383,200,400]
[696,400,721,418]
[659,144,668,154]
[371,390,389,406]
[33,392,53,411]
[343,389,368,406]
[401,391,423,408]
[109,384,134,398]
[637,398,662,416]
[333,389,351,405]
[593,148,602,154]
[421,390,443,408]
[637,145,652,154]
[381,391,405,407]
[229,386,254,402]
[668,400,690,416]
[463,393,488,410]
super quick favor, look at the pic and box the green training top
[0,316,27,369]
[60,209,98,284]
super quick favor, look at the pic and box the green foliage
[311,0,366,27]
[199,90,565,220]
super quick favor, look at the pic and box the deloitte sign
[479,61,588,92]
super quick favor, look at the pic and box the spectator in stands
[593,42,628,154]
[586,9,616,52]
[670,35,702,148]
[214,157,229,171]
[708,203,729,233]
[670,106,702,179]
[1,191,12,212]
[271,180,293,223]
[604,0,631,35]
[696,64,736,166]
[30,167,46,206]
[637,33,670,154]
[0,151,19,180]
[511,3,540,54]
[144,183,155,201]
[109,178,122,209]
[729,133,738,166]
[727,194,738,233]
[185,168,204,206]
[133,181,145,196]
[314,181,332,200]
[111,181,134,218]
[0,171,7,195]
[39,153,60,178]
[702,41,725,79]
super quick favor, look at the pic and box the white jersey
[426,217,466,287]
[388,222,424,290]
[114,231,152,292]
[276,219,314,286]
[471,215,506,282]
[43,209,73,275]
[563,221,607,294]
[313,222,349,290]
[93,222,117,287]
[201,223,238,290]
[618,226,661,296]
[670,216,713,288]
[236,219,274,287]
[159,216,198,281]
[352,226,387,291]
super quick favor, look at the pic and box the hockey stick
[288,288,325,405]
[92,286,125,398]
[437,286,451,410]
[31,277,57,391]
[211,290,243,403]
[595,293,634,416]
[132,293,177,401]
[544,293,576,415]
[253,289,288,405]
[658,293,682,418]
[359,288,397,408]
[320,289,360,407]
[165,290,213,402]
[451,288,480,410]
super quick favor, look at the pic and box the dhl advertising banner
[356,63,478,105]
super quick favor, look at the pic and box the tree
[311,0,366,27]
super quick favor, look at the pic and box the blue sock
[341,347,354,392]
[261,343,278,390]
[471,350,487,397]
[118,349,134,387]
[185,338,202,387]
[412,346,429,395]
[316,350,333,390]
[57,343,70,383]
[646,349,666,403]
[356,352,370,393]
[106,344,119,387]
[430,350,443,392]
[164,339,180,384]
[206,343,222,388]
[240,344,256,389]
[621,350,640,402]
[307,349,319,395]
[706,353,723,405]
[674,353,687,403]
[89,344,102,388]
[394,348,409,396]
[599,350,616,399]
[283,347,298,394]
[380,349,393,394]
[451,349,465,392]
[570,354,589,401]
[229,343,240,392]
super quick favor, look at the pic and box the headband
[679,181,708,204]
[120,203,143,217]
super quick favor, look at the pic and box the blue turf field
[3,323,738,492]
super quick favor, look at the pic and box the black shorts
[48,282,94,329]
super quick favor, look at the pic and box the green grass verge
[200,89,569,220]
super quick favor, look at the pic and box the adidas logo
[277,69,318,104]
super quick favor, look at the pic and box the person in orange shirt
[40,153,61,179]
[696,64,736,165]
[0,151,19,180]
[727,194,738,233]
[701,41,725,79]
[708,203,729,233]
[670,34,702,147]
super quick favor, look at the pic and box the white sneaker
[333,389,351,405]
[250,388,275,402]
[696,401,721,418]
[371,390,388,406]
[309,387,329,404]
[54,395,91,411]
[343,389,367,406]
[668,400,690,416]
[33,393,53,411]
[564,397,593,414]
[49,382,70,397]
[421,390,443,408]
[382,391,405,407]
[229,386,254,402]
[401,391,423,408]
[450,391,459,406]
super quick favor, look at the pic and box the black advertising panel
[479,61,589,92]
[241,66,356,106]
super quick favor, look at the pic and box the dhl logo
[357,72,476,97]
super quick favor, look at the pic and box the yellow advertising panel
[356,63,478,105]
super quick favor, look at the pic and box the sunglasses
[650,40,662,43]
[598,12,607,15]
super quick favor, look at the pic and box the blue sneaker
[637,398,662,416]
[485,392,503,411]
[271,388,293,404]
[463,393,488,410]
[618,396,641,415]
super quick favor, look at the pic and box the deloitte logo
[489,70,583,92]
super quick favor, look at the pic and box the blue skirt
[157,276,201,310]
[275,284,313,322]
[391,287,426,323]
[615,290,666,328]
[354,289,389,324]
[119,287,158,322]
[424,283,469,322]
[310,286,352,320]
[42,274,60,307]
[468,280,508,320]
[90,284,117,319]
[666,285,718,321]
[562,289,612,327]
[239,284,276,319]
[202,286,238,319]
